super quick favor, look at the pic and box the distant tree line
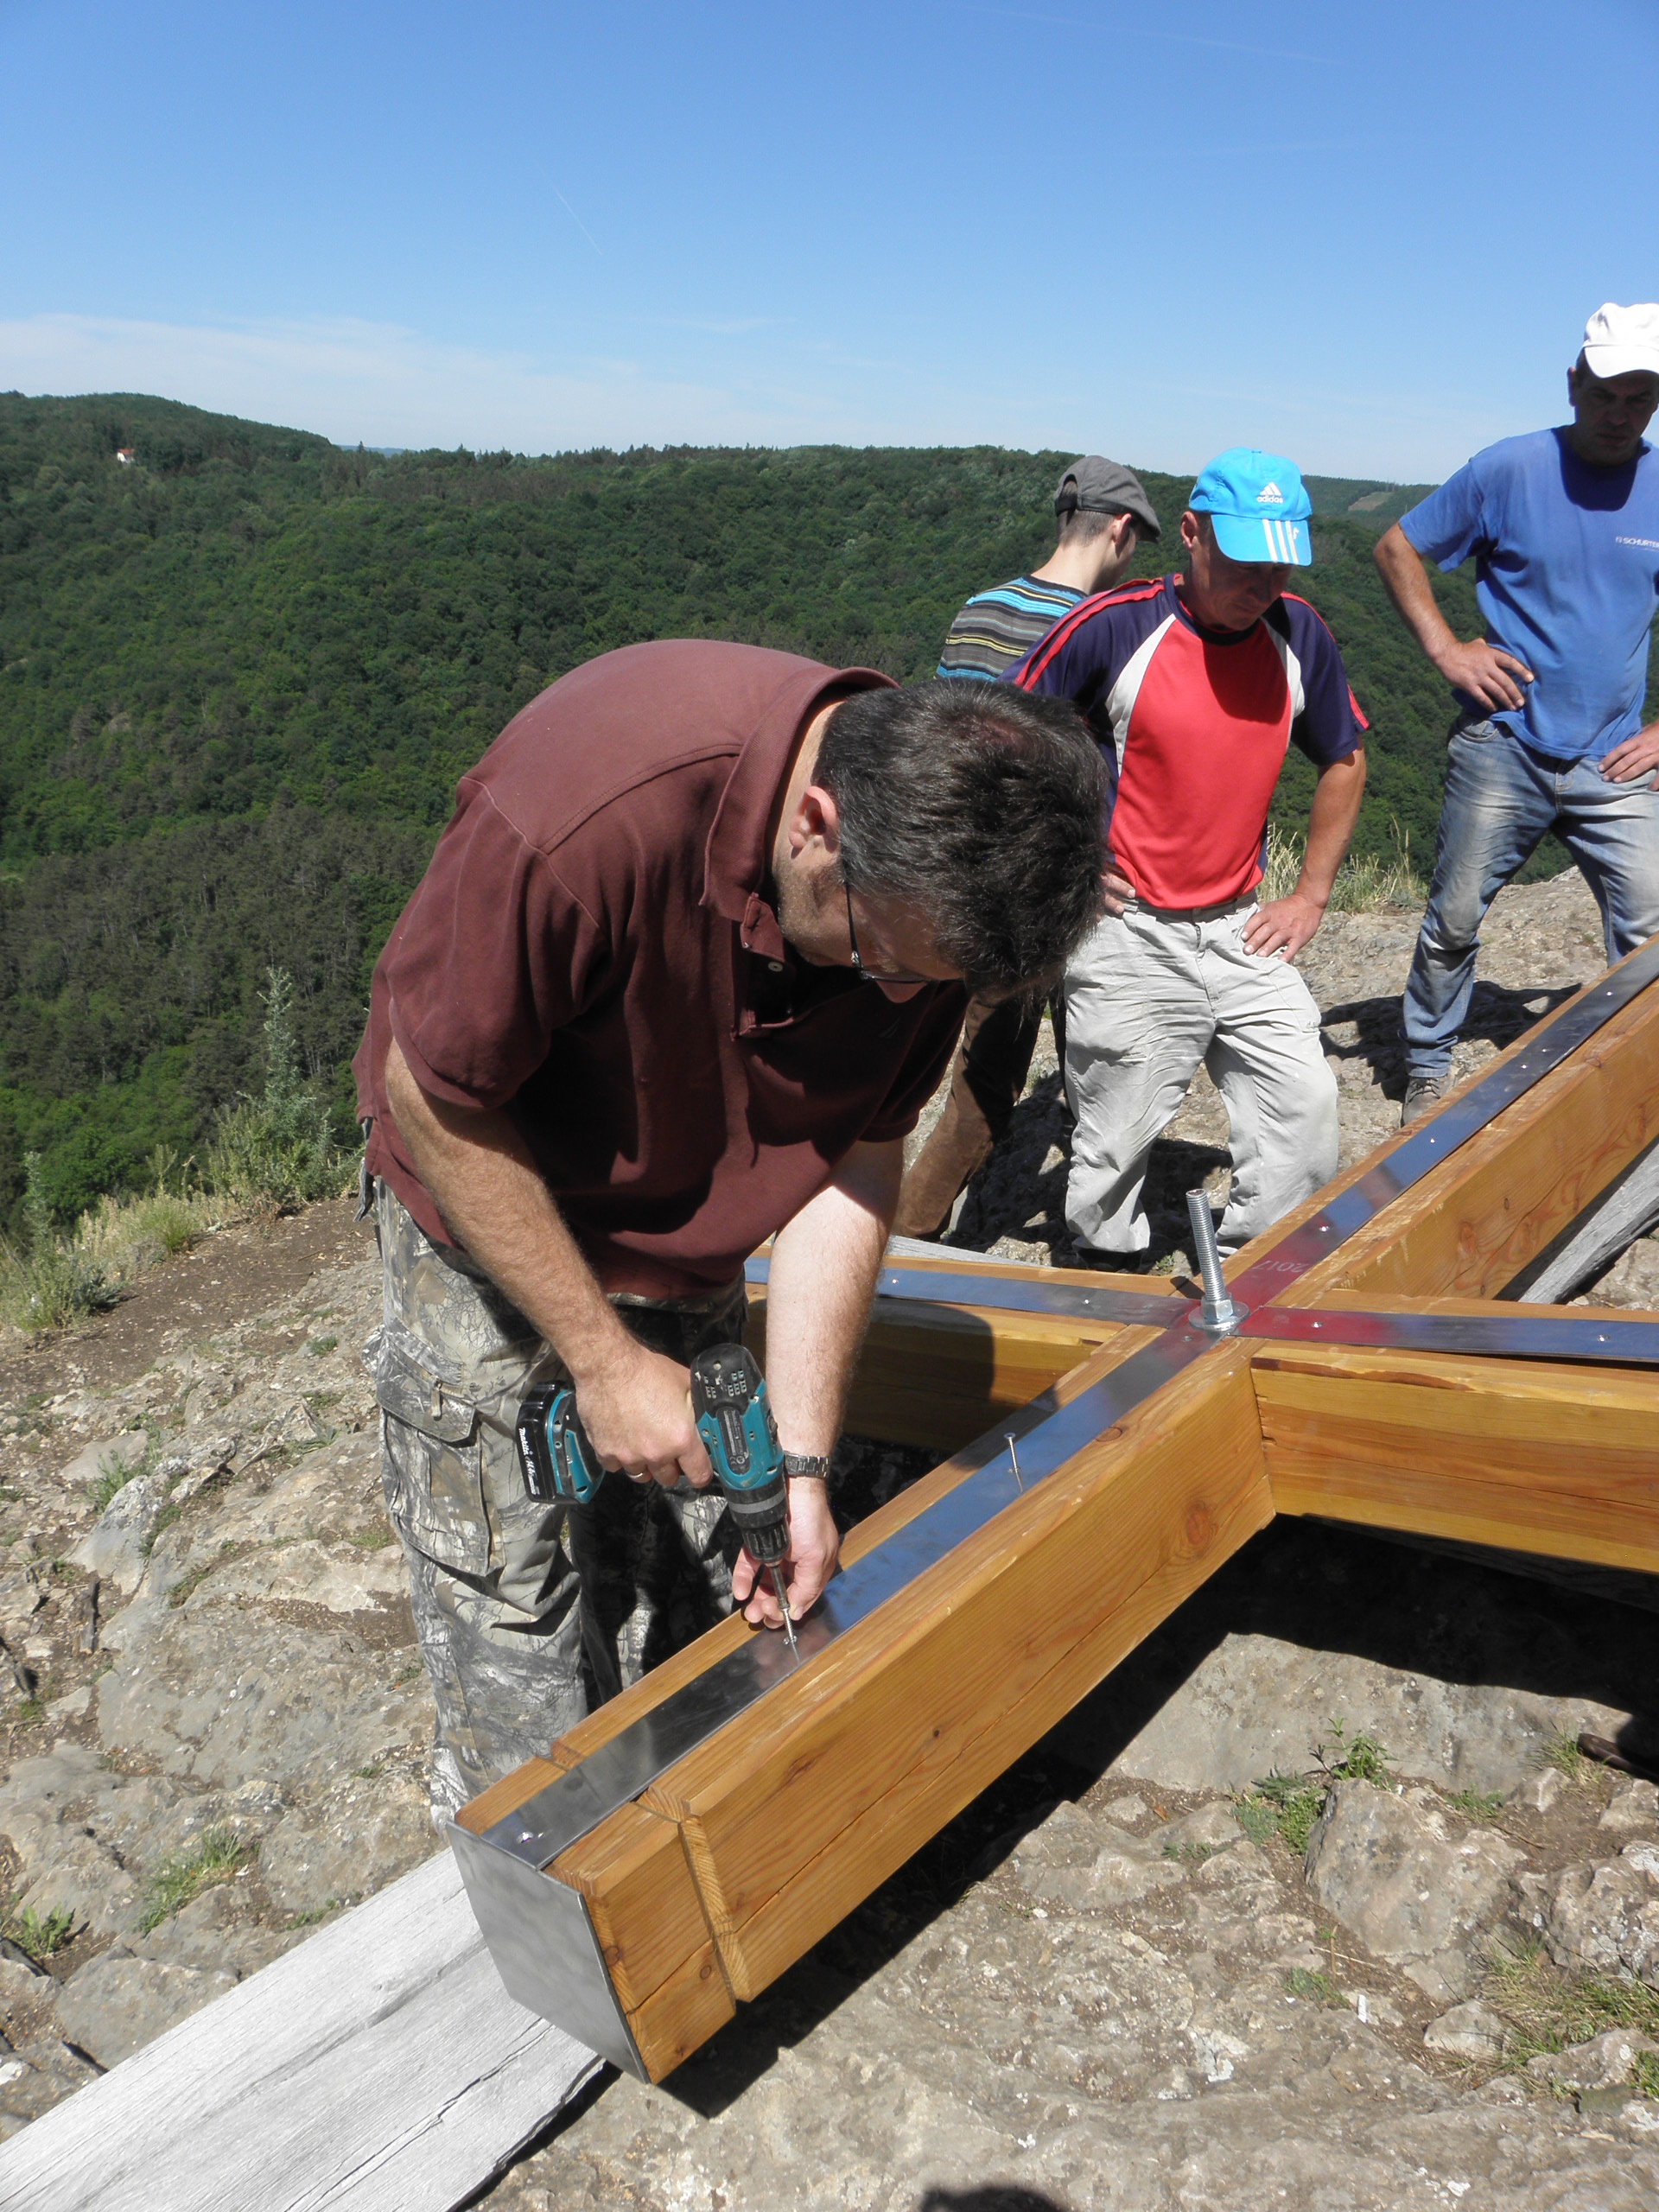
[3,391,1630,1234]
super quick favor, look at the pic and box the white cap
[1581,302,1659,380]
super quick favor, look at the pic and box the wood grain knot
[1185,1505,1215,1552]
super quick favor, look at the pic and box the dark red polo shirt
[353,641,968,1299]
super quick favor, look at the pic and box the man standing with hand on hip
[1009,449,1367,1267]
[1376,302,1659,1123]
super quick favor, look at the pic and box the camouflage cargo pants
[365,1183,747,1818]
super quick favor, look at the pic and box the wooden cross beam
[448,940,1659,2082]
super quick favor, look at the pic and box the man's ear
[788,783,842,862]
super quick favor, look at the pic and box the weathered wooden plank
[639,1349,1270,2004]
[1254,1341,1659,1573]
[0,1852,596,2212]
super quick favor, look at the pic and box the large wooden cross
[448,942,1659,2082]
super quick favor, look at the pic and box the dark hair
[816,681,1106,995]
[1055,504,1127,549]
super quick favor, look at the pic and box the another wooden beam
[1233,949,1659,1304]
[1253,1339,1659,1573]
[749,1264,1170,1453]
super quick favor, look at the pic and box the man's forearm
[384,1037,631,1383]
[1374,524,1459,664]
[764,1138,902,1454]
[1297,749,1368,906]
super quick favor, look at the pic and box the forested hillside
[0,390,1558,1227]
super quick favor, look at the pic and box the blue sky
[3,0,1655,480]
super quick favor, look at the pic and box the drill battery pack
[514,1381,603,1506]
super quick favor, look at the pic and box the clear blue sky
[3,0,1655,480]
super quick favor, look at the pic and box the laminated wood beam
[454,945,1659,2083]
[454,1316,1173,1840]
[637,1346,1268,2007]
[1239,951,1659,1304]
[1253,1340,1659,1573]
[747,1268,1168,1452]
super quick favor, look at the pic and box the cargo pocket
[365,1323,490,1577]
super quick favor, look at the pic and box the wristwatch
[783,1452,832,1481]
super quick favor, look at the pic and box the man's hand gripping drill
[515,1343,807,1659]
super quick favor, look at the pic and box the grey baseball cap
[1054,455,1161,538]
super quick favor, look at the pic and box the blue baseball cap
[1190,448,1313,566]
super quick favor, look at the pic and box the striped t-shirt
[937,574,1084,680]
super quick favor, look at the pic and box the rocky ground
[0,872,1656,2210]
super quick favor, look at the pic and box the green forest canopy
[0,389,1619,1228]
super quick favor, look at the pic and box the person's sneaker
[1401,1073,1448,1127]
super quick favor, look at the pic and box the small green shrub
[1486,1937,1659,2071]
[1235,1719,1394,1857]
[1261,817,1425,913]
[203,969,346,1215]
[1446,1788,1506,1822]
[1234,1796,1279,1847]
[1244,1770,1327,1855]
[1285,1966,1343,2005]
[0,1155,118,1331]
[4,1904,76,1960]
[91,1440,151,1513]
[1543,1733,1586,1782]
[1319,1719,1394,1789]
[138,1825,246,1933]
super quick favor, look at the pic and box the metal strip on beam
[746,1254,1182,1329]
[455,942,1659,1990]
[480,1328,1210,1870]
[1230,940,1659,1309]
[1238,1305,1659,1367]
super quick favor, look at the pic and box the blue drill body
[513,1344,799,1654]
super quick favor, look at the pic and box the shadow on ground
[1319,979,1580,1095]
[643,1512,1658,2120]
[945,1071,1230,1267]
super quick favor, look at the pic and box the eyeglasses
[843,878,931,988]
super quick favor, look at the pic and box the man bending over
[353,642,1105,1813]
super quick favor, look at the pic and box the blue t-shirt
[1401,428,1659,761]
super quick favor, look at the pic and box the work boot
[1401,1072,1448,1127]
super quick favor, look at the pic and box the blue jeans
[1403,720,1659,1078]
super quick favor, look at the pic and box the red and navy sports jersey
[1005,575,1367,911]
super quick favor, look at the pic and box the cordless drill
[514,1342,799,1656]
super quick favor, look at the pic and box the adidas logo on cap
[1256,482,1284,505]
